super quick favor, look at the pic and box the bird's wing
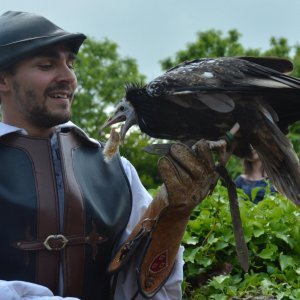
[240,59,300,89]
[147,57,300,93]
[165,92,235,113]
[194,93,235,112]
[238,56,294,74]
[145,57,300,121]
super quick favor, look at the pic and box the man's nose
[56,64,77,84]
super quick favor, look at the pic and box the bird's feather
[237,56,293,74]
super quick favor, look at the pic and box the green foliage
[160,29,299,76]
[263,37,291,58]
[182,184,300,299]
[160,29,246,71]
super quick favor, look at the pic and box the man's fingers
[158,156,192,189]
[169,143,206,178]
[192,140,215,173]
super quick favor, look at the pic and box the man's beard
[28,103,72,128]
[13,81,73,128]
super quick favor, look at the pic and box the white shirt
[0,122,183,300]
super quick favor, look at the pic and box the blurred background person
[235,148,276,204]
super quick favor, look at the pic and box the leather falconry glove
[108,141,217,298]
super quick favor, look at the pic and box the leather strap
[215,165,249,272]
[58,131,86,295]
[12,232,107,257]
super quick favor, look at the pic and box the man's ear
[0,73,10,92]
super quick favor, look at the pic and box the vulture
[102,56,300,207]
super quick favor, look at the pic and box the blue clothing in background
[235,176,276,204]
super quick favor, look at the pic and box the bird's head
[100,98,138,142]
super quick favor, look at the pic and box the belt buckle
[43,234,68,251]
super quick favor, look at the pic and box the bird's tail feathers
[254,115,300,206]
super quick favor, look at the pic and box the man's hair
[0,66,16,105]
[1,65,16,76]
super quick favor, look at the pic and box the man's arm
[115,156,184,299]
[111,141,216,298]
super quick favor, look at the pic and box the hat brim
[0,32,86,71]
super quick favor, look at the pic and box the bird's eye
[119,106,125,111]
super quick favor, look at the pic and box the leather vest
[0,131,132,299]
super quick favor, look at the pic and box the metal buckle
[43,234,68,251]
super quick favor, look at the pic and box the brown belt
[12,232,107,260]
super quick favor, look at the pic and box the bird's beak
[100,106,138,142]
[119,110,137,141]
[101,112,127,131]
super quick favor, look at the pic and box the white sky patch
[4,0,300,81]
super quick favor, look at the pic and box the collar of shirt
[0,121,101,147]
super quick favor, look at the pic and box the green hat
[0,11,86,70]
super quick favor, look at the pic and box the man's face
[4,44,78,131]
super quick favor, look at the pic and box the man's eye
[39,64,52,70]
[68,62,76,70]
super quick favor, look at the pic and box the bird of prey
[102,56,300,207]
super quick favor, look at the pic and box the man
[0,11,216,299]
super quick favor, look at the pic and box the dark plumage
[103,56,300,206]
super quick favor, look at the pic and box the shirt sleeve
[0,280,79,299]
[113,157,184,300]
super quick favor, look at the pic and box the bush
[182,184,300,299]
